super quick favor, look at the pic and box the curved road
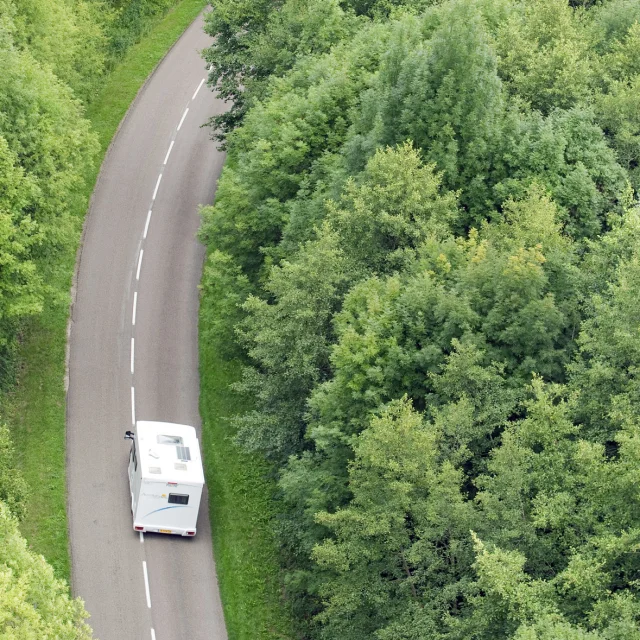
[67,15,228,640]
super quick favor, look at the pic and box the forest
[0,0,189,635]
[200,0,640,638]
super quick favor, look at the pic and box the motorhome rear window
[168,493,189,505]
[157,435,183,445]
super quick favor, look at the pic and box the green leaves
[326,142,458,274]
[0,425,28,521]
[312,398,474,640]
[203,0,356,141]
[569,248,640,440]
[198,0,640,637]
[0,137,43,335]
[0,27,98,240]
[200,22,389,277]
[233,230,352,458]
[0,9,99,380]
[226,143,459,458]
[0,502,92,639]
[346,5,506,224]
[8,0,110,101]
[494,0,595,113]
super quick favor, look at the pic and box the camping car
[124,421,204,536]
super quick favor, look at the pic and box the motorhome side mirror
[124,431,135,440]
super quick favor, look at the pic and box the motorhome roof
[136,421,204,485]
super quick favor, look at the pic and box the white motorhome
[125,421,204,537]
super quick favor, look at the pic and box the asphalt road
[67,14,228,640]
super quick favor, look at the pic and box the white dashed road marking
[144,210,152,239]
[143,561,151,609]
[136,249,144,280]
[163,140,174,165]
[152,174,162,201]
[192,78,204,100]
[177,107,189,131]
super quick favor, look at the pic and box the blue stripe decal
[142,505,189,518]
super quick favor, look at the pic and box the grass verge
[199,342,295,640]
[4,0,207,582]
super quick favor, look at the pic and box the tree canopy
[0,502,92,639]
[201,0,640,636]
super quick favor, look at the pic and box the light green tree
[0,38,98,252]
[494,0,594,113]
[0,502,92,638]
[7,0,109,101]
[0,136,43,335]
[312,398,476,640]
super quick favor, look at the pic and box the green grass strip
[6,261,74,580]
[199,343,295,640]
[5,0,207,583]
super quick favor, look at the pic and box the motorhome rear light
[134,526,144,531]
[187,531,196,536]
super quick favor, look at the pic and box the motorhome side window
[131,440,137,471]
[168,493,189,505]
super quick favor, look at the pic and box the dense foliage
[201,0,640,637]
[0,501,93,639]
